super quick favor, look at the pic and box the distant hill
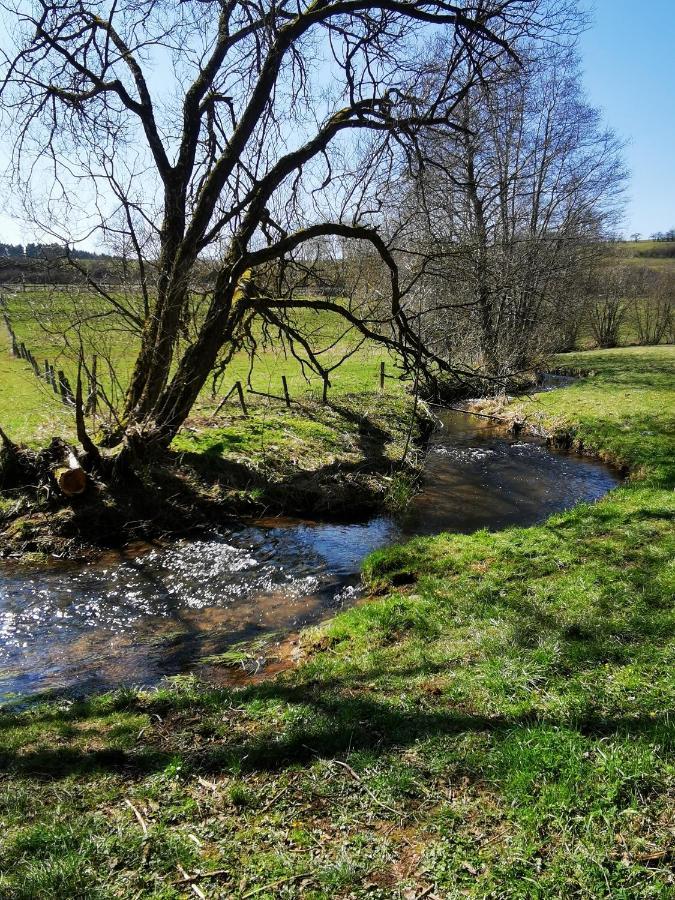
[0,255,123,285]
[615,240,675,271]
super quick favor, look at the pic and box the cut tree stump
[52,450,87,496]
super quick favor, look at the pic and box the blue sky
[1,0,673,244]
[579,0,675,237]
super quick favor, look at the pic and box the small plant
[384,471,417,513]
[228,782,255,808]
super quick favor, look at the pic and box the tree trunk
[124,183,189,420]
[117,272,246,465]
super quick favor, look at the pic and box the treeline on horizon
[636,232,675,259]
[0,242,112,261]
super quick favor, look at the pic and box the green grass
[2,286,395,397]
[173,391,413,474]
[0,287,403,450]
[480,346,675,483]
[0,329,74,445]
[615,240,675,270]
[0,345,673,897]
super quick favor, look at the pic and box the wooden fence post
[45,361,52,388]
[281,375,291,408]
[235,380,248,416]
[322,374,328,404]
[58,370,74,405]
[379,360,385,392]
[57,370,68,403]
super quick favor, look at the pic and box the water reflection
[400,410,617,536]
[0,410,620,701]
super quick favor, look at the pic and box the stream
[0,407,620,703]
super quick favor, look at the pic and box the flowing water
[0,408,620,702]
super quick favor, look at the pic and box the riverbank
[0,390,428,561]
[0,346,673,898]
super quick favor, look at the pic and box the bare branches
[0,0,564,453]
[385,27,626,378]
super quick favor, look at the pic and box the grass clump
[0,345,673,897]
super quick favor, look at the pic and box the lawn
[0,345,673,898]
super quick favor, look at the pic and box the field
[0,345,673,898]
[2,257,671,450]
[0,287,404,448]
[616,240,675,270]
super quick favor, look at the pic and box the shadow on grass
[168,400,407,519]
[1,665,672,780]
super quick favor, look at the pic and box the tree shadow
[160,400,409,520]
[1,600,673,780]
[0,672,671,780]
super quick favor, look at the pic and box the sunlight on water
[0,409,620,701]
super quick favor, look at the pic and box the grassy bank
[0,346,673,898]
[0,386,422,559]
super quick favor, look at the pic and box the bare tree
[387,31,625,380]
[0,0,555,464]
[588,265,629,348]
[629,267,673,346]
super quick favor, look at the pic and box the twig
[175,868,230,885]
[261,773,299,813]
[330,759,402,817]
[124,798,148,835]
[428,402,507,421]
[241,872,312,898]
[197,775,219,791]
[634,849,670,862]
[414,888,434,900]
[177,864,207,899]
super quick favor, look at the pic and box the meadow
[1,273,672,450]
[0,286,404,445]
[0,345,672,898]
[617,240,675,270]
